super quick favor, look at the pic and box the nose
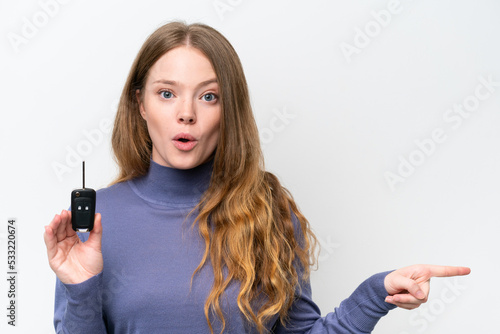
[177,100,196,124]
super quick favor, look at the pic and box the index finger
[427,265,471,278]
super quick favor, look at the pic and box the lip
[172,133,198,151]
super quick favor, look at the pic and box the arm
[54,273,108,334]
[272,211,396,333]
[44,210,107,333]
[274,212,471,333]
[273,269,396,333]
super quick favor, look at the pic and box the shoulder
[94,180,140,212]
[96,180,132,200]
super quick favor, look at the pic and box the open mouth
[173,133,196,142]
[173,133,198,151]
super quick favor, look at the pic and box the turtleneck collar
[128,158,213,207]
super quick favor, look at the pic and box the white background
[1,0,498,333]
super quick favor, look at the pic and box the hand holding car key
[43,161,103,284]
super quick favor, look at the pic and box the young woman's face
[138,46,221,169]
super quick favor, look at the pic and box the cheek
[144,107,172,140]
[208,113,221,140]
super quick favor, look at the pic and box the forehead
[147,46,216,84]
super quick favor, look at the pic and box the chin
[169,157,203,170]
[154,148,212,170]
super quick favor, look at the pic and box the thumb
[386,273,426,300]
[85,213,102,251]
[43,223,57,261]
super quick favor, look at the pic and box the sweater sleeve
[53,231,108,334]
[53,273,108,334]
[273,270,397,333]
[273,211,397,333]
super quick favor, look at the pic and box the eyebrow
[151,78,218,89]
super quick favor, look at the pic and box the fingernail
[416,290,425,299]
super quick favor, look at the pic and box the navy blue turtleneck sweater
[53,159,396,333]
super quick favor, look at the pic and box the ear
[136,89,146,119]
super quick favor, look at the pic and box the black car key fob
[71,161,96,232]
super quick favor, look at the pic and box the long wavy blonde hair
[111,21,318,333]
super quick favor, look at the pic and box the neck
[129,158,213,207]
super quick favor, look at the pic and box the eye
[202,93,217,102]
[160,91,173,99]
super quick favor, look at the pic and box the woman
[43,22,470,333]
